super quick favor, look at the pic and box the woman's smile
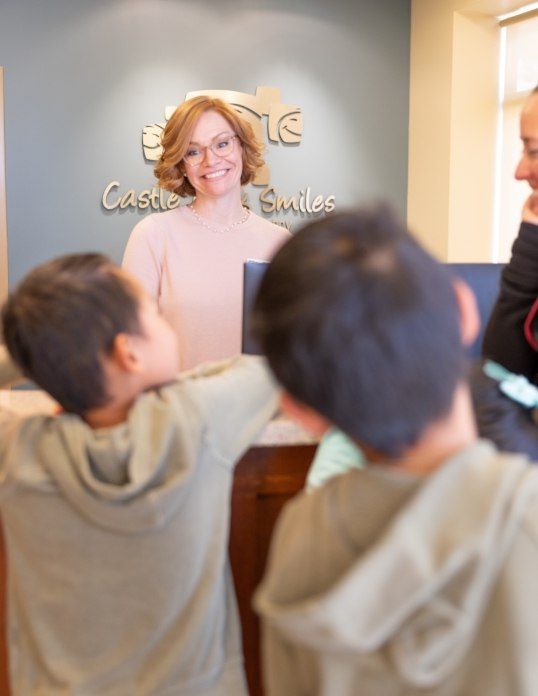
[203,168,230,180]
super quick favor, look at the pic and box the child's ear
[453,279,480,347]
[280,391,331,437]
[110,333,143,373]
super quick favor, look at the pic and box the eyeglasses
[183,134,239,166]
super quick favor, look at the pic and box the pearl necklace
[188,204,250,233]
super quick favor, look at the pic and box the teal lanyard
[483,360,538,409]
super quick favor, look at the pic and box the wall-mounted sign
[101,86,335,227]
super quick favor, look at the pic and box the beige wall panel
[408,0,455,260]
[408,0,525,262]
[447,11,499,261]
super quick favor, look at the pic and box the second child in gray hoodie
[0,253,278,695]
[253,208,538,696]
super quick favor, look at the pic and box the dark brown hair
[2,254,141,415]
[252,207,466,457]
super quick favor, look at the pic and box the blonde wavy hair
[155,96,265,197]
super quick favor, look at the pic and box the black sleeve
[482,223,538,379]
[470,361,538,461]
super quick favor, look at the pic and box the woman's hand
[522,191,538,225]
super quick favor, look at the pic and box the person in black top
[471,84,538,457]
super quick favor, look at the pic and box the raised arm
[181,355,279,466]
[0,345,22,388]
[0,345,24,459]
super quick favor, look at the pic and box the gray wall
[1,0,410,286]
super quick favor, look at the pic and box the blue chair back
[446,263,504,359]
[243,260,505,360]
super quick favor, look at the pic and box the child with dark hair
[253,207,538,695]
[471,85,538,458]
[0,253,277,695]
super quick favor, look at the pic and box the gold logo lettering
[102,88,335,223]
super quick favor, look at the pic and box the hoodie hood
[10,383,205,534]
[256,441,538,688]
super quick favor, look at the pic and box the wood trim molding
[0,67,7,305]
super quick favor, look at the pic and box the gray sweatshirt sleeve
[0,346,23,470]
[0,345,22,387]
[261,622,307,696]
[182,355,279,467]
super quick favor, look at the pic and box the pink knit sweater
[123,205,289,370]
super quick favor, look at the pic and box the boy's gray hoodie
[0,353,277,695]
[255,441,538,695]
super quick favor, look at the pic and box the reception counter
[0,390,318,696]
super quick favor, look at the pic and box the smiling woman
[122,96,289,371]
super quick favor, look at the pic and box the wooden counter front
[230,444,315,696]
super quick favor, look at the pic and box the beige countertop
[0,390,318,447]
